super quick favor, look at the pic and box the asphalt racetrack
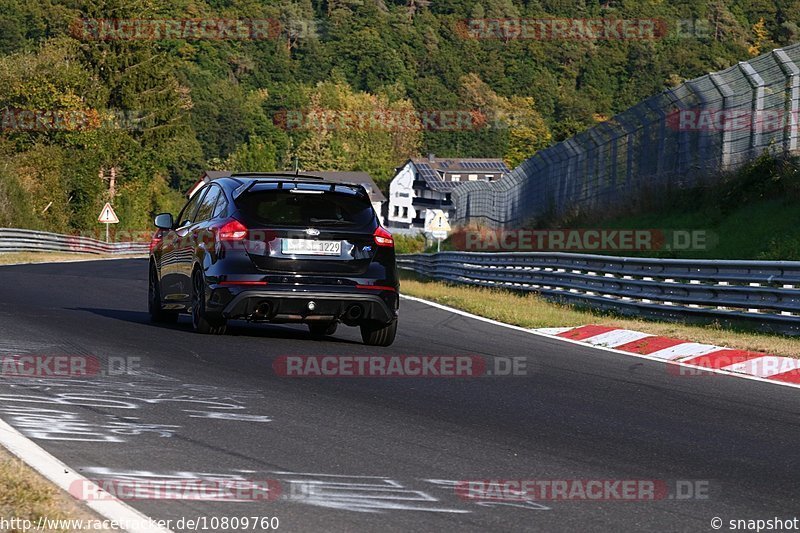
[0,259,798,532]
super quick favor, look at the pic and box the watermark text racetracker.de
[52,227,716,255]
[273,355,528,378]
[0,355,141,378]
[71,18,280,41]
[455,228,714,253]
[456,479,713,502]
[667,108,800,132]
[455,18,668,40]
[669,355,800,379]
[273,108,537,132]
[1,108,149,133]
[70,478,281,501]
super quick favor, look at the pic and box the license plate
[282,239,342,256]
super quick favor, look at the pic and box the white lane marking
[399,294,800,390]
[582,329,652,348]
[646,343,723,361]
[0,418,173,533]
[722,356,800,378]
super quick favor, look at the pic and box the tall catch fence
[453,44,800,227]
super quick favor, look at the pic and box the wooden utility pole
[99,167,118,200]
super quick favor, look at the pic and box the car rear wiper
[308,218,353,225]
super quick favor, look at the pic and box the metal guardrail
[0,228,149,255]
[399,252,800,335]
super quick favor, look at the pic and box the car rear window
[236,189,376,228]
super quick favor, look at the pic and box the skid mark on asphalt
[0,407,179,442]
[0,377,273,442]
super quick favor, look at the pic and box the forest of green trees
[0,0,794,234]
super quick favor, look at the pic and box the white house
[387,155,510,230]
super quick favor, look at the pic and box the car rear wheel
[360,319,397,347]
[308,321,338,339]
[192,270,227,335]
[149,265,179,324]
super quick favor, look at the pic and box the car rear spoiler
[233,179,369,200]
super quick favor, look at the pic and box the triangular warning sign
[98,203,119,224]
[425,209,451,233]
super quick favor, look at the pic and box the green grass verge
[0,448,113,532]
[399,270,800,359]
[0,252,131,265]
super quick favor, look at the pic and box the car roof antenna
[294,157,300,177]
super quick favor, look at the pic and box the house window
[468,174,478,181]
[402,207,408,218]
[394,205,400,217]
[451,174,461,182]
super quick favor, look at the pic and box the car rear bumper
[214,288,397,324]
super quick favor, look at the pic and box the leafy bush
[393,233,426,255]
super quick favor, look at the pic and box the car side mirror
[154,213,174,230]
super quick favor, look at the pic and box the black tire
[149,265,178,324]
[191,269,227,335]
[308,321,338,339]
[360,319,397,347]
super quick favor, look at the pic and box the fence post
[709,73,735,170]
[773,48,800,153]
[685,78,712,178]
[645,99,667,178]
[665,87,693,175]
[739,61,766,155]
[538,149,557,216]
[613,114,638,192]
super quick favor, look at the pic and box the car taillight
[374,226,394,248]
[217,219,248,241]
[149,231,163,253]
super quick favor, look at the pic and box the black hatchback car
[148,173,399,346]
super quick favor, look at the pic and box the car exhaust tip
[256,302,272,318]
[343,304,363,325]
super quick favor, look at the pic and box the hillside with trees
[0,0,793,233]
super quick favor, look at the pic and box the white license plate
[282,239,342,256]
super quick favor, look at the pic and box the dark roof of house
[406,158,510,191]
[191,170,386,203]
